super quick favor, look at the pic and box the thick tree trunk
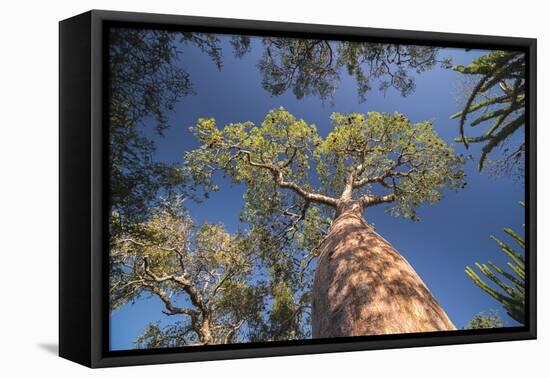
[312,200,456,338]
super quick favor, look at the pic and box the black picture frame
[59,9,537,368]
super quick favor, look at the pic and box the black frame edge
[95,330,536,368]
[59,9,536,368]
[89,9,536,48]
[526,38,537,339]
[59,11,93,367]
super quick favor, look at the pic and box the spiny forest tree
[451,51,525,176]
[185,108,466,337]
[252,37,450,101]
[108,28,223,231]
[110,197,267,346]
[465,203,525,324]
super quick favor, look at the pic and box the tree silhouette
[253,37,449,101]
[108,28,223,230]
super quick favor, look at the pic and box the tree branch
[235,148,338,207]
[143,257,209,315]
[223,319,245,344]
[276,172,337,207]
[360,193,397,208]
[142,282,199,319]
[117,238,177,252]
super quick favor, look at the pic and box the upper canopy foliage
[186,108,465,222]
[108,28,224,228]
[108,31,454,228]
[252,37,450,102]
[451,50,525,174]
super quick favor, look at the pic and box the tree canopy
[108,31,455,229]
[108,28,223,230]
[184,109,465,339]
[463,311,504,329]
[106,30,525,347]
[110,197,268,346]
[186,108,465,223]
[108,32,323,346]
[253,37,449,101]
[451,50,525,174]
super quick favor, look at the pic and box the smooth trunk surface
[312,201,456,338]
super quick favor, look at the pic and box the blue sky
[110,33,525,350]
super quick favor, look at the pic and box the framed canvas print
[59,10,536,368]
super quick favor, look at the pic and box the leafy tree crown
[186,108,465,221]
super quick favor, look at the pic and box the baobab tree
[185,108,465,337]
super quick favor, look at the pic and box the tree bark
[199,318,214,344]
[312,200,456,338]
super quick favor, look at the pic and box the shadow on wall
[38,343,58,356]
